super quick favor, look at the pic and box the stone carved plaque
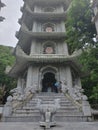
[46,27,53,32]
[45,47,54,54]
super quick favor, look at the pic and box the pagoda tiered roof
[19,0,70,24]
[23,0,72,9]
[16,0,70,49]
[16,23,66,49]
[19,8,67,24]
[8,0,84,78]
[8,46,84,78]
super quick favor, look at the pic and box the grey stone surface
[2,93,91,122]
[51,122,98,130]
[3,0,93,123]
[82,95,92,116]
[0,123,42,130]
[0,122,98,130]
[3,96,13,117]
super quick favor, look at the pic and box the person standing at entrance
[54,81,62,93]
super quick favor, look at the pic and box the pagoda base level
[2,92,92,122]
[2,116,92,122]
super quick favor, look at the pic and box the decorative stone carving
[25,82,38,94]
[36,99,60,129]
[72,84,84,101]
[82,95,92,117]
[3,96,13,117]
[25,86,33,94]
[42,23,55,32]
[61,81,69,93]
[10,86,24,101]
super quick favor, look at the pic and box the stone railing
[65,93,82,111]
[2,86,35,117]
[64,91,92,121]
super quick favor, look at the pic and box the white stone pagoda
[2,0,92,122]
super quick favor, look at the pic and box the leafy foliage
[66,0,96,54]
[81,47,98,104]
[66,0,98,105]
[0,45,16,104]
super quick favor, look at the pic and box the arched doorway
[42,72,56,92]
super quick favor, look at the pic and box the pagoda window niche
[43,41,56,54]
[43,7,55,12]
[42,23,55,32]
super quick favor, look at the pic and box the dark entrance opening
[42,72,56,92]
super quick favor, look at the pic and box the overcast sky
[0,0,23,47]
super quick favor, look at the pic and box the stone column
[21,78,26,94]
[63,42,69,55]
[17,77,23,95]
[30,40,36,55]
[32,21,37,32]
[65,66,73,96]
[61,21,66,32]
[26,66,33,88]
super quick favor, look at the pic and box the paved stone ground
[0,122,98,130]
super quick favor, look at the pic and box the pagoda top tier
[23,0,72,6]
[22,0,72,12]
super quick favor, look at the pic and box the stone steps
[26,103,74,107]
[13,111,83,117]
[3,115,90,122]
[16,106,79,111]
[23,104,78,108]
[22,106,78,110]
[3,92,89,122]
[14,109,81,114]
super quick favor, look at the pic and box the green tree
[66,0,96,54]
[66,0,98,105]
[0,45,16,104]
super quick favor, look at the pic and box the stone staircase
[2,92,91,122]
